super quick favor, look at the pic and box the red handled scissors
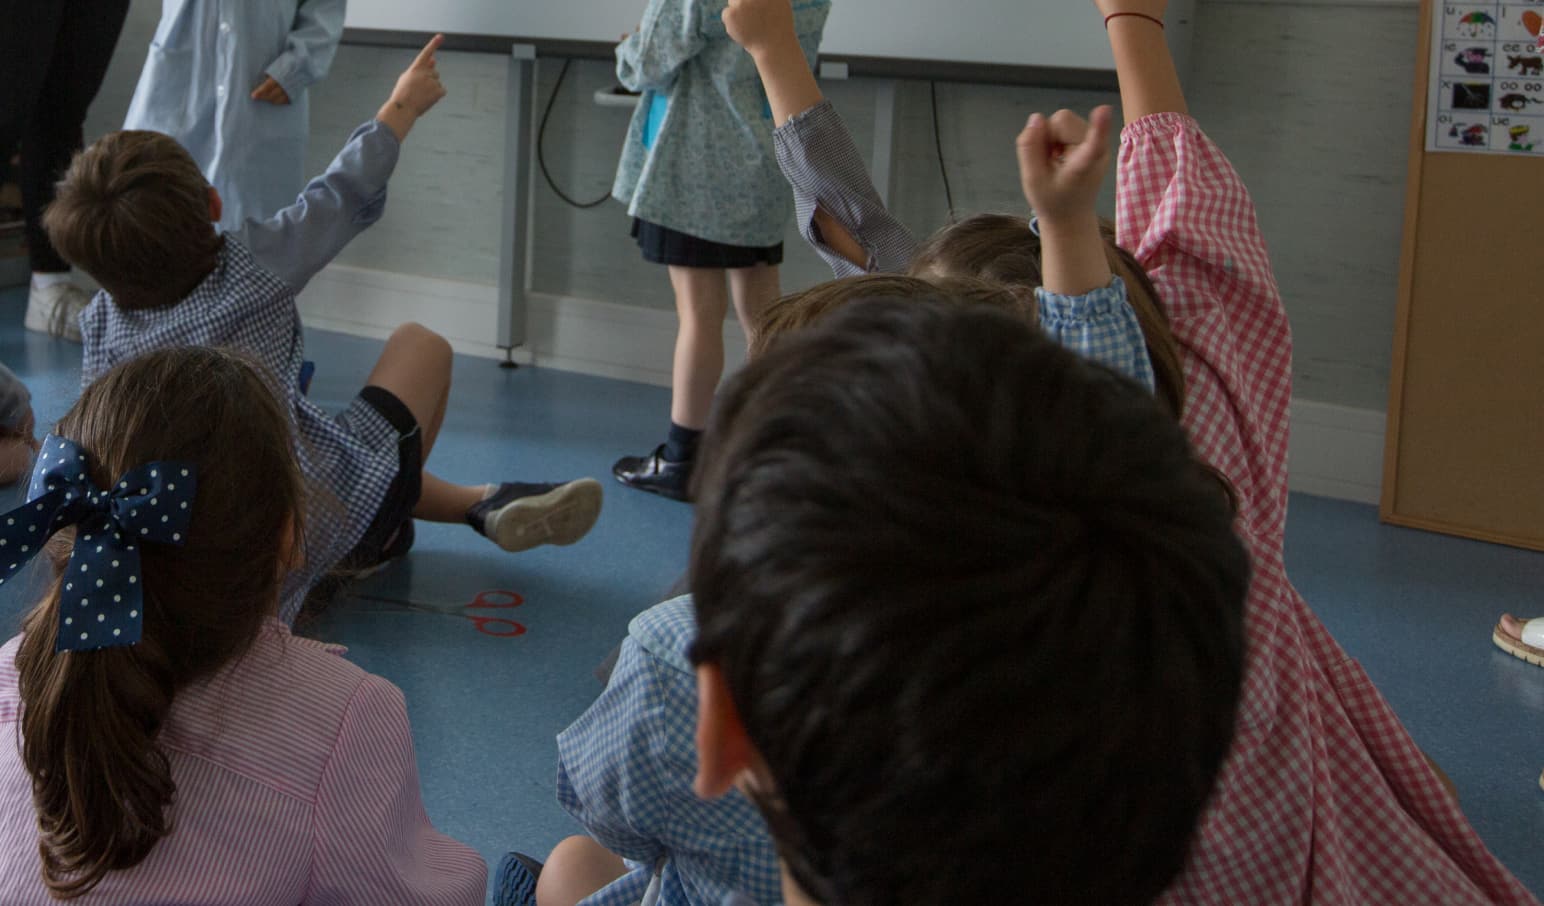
[462,590,527,637]
[355,589,527,638]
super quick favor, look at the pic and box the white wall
[87,0,1416,415]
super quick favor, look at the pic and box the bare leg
[668,265,730,430]
[536,836,629,906]
[361,323,484,523]
[727,262,781,354]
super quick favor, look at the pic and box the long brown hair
[908,212,1187,420]
[16,347,305,898]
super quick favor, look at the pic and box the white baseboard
[1285,400,1386,505]
[297,265,1385,504]
[295,264,745,382]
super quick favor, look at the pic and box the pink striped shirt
[0,620,486,904]
[1121,113,1537,905]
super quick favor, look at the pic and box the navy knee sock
[663,422,702,463]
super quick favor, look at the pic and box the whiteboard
[345,0,1195,74]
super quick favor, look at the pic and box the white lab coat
[125,0,346,231]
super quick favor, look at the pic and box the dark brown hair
[16,346,304,898]
[43,131,222,310]
[751,273,1034,360]
[691,299,1249,905]
[909,212,1186,420]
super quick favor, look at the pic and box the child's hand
[1093,0,1167,19]
[1016,106,1114,227]
[251,77,292,105]
[377,35,447,141]
[723,0,799,60]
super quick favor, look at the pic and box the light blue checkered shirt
[773,100,1155,392]
[557,596,781,906]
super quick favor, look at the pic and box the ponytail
[8,347,306,898]
[17,588,177,898]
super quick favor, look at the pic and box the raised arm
[262,0,348,102]
[1098,0,1292,534]
[241,37,447,291]
[1017,105,1116,296]
[1094,0,1186,122]
[616,0,706,92]
[725,0,916,275]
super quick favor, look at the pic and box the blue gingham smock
[557,596,782,906]
[773,100,1156,391]
[80,120,405,625]
[613,0,831,249]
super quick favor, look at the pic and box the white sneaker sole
[24,294,83,342]
[488,478,603,553]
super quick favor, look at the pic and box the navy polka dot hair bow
[0,435,197,653]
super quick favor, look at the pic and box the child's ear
[208,187,223,224]
[694,663,758,800]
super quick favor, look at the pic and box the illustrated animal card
[1430,2,1544,154]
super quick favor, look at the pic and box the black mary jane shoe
[612,444,692,502]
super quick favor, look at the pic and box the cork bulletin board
[1384,0,1544,550]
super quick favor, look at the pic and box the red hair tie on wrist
[1104,11,1165,29]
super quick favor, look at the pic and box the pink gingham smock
[0,621,486,904]
[1122,113,1537,905]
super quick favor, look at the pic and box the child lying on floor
[44,36,603,623]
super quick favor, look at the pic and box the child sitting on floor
[689,297,1251,904]
[0,346,484,902]
[43,36,603,624]
[494,275,1032,906]
[498,288,1250,906]
[730,0,1540,899]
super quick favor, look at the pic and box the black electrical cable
[539,58,613,209]
[929,81,956,222]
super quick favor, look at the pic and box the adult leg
[668,265,731,430]
[0,2,63,190]
[726,262,781,353]
[534,836,629,906]
[21,0,130,275]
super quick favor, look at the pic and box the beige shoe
[24,281,88,343]
[1492,615,1544,668]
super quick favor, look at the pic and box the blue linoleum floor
[0,285,1540,900]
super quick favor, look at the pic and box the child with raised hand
[1093,2,1534,901]
[45,37,603,625]
[1074,1,1531,901]
[733,0,1539,900]
[610,0,830,502]
[0,346,484,903]
[721,0,1161,394]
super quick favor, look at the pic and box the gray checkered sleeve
[773,100,918,277]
